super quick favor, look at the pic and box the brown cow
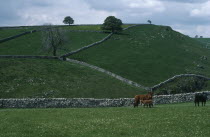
[134,92,153,108]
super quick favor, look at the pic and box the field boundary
[66,58,150,90]
[0,55,58,59]
[60,33,113,58]
[0,30,37,43]
[60,24,143,58]
[0,91,209,108]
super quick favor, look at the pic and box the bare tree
[42,24,65,56]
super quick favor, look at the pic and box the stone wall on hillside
[66,58,149,90]
[0,55,58,60]
[0,91,209,108]
[60,33,113,58]
[0,30,37,43]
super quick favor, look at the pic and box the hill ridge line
[66,58,150,90]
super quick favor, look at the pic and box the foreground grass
[0,58,143,98]
[0,103,209,137]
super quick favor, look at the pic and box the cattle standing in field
[141,100,153,108]
[194,92,208,106]
[134,92,153,108]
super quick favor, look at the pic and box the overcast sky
[0,0,210,37]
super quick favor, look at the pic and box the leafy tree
[63,16,74,25]
[101,16,122,33]
[42,25,65,56]
[147,20,152,24]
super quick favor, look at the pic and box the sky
[0,0,210,37]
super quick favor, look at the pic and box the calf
[141,100,153,108]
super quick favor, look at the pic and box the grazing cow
[194,92,207,106]
[141,100,153,108]
[134,92,153,108]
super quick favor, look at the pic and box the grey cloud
[0,0,209,37]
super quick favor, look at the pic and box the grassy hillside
[0,28,35,39]
[0,31,107,56]
[0,58,143,98]
[195,38,210,44]
[0,102,209,137]
[70,25,210,87]
[194,38,210,49]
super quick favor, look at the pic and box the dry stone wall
[60,33,113,58]
[0,55,58,60]
[0,30,37,43]
[66,58,149,90]
[0,91,209,108]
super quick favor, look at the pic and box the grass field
[0,28,35,39]
[70,25,210,87]
[0,58,143,98]
[0,102,209,137]
[0,31,108,56]
[1,24,210,97]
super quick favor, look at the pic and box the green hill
[70,25,210,87]
[0,58,142,98]
[1,24,210,98]
[0,31,107,56]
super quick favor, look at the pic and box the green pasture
[0,31,107,56]
[70,25,210,87]
[0,102,209,137]
[0,28,36,39]
[0,58,143,98]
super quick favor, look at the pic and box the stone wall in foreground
[0,91,209,108]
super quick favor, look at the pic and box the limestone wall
[60,33,113,58]
[0,55,58,60]
[0,91,209,108]
[66,58,149,90]
[0,30,37,43]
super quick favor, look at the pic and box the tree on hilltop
[101,16,123,33]
[147,20,152,24]
[63,16,74,25]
